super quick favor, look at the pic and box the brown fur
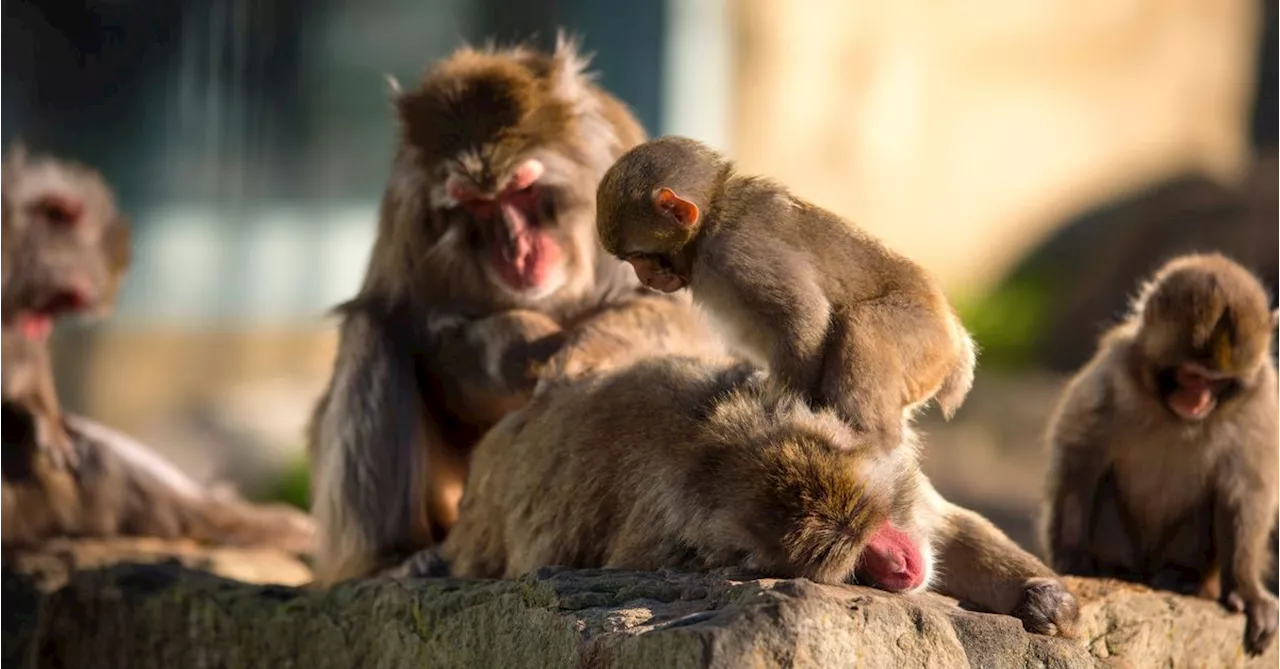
[0,145,315,553]
[595,136,977,453]
[1043,252,1280,654]
[397,355,1078,637]
[307,38,719,584]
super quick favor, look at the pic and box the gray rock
[4,559,1275,668]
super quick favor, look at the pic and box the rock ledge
[3,560,1273,668]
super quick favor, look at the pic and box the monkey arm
[542,292,718,381]
[922,477,1081,638]
[1214,452,1279,601]
[422,309,565,425]
[309,312,435,584]
[1214,448,1280,654]
[699,239,832,394]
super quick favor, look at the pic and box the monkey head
[597,136,728,293]
[1131,253,1279,422]
[386,37,641,306]
[1,144,132,342]
[706,386,932,593]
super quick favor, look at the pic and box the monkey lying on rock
[396,355,1080,638]
[1043,252,1280,654]
[1,145,315,554]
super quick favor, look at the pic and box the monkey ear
[1271,308,1278,331]
[652,187,700,229]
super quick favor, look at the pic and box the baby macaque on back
[595,136,977,453]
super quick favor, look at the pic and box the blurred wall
[729,0,1263,295]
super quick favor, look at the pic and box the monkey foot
[1011,577,1081,639]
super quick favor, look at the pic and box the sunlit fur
[1042,252,1279,654]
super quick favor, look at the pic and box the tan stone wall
[729,0,1261,293]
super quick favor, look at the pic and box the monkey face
[1,156,130,339]
[1134,254,1276,421]
[856,520,930,593]
[1152,363,1241,421]
[624,254,687,293]
[440,157,579,300]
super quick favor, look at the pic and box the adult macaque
[398,356,1078,638]
[596,136,976,454]
[308,39,718,584]
[1043,253,1280,654]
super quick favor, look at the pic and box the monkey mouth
[1160,364,1237,420]
[6,288,91,340]
[489,201,562,294]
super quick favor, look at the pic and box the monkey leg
[817,310,908,452]
[1215,478,1280,654]
[310,312,435,584]
[923,478,1081,638]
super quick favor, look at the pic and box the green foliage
[954,275,1051,372]
[266,455,311,511]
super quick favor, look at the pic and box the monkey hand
[1224,590,1278,655]
[1010,577,1081,639]
[537,329,634,384]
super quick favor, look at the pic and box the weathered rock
[4,561,1274,669]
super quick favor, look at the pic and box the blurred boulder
[994,153,1278,373]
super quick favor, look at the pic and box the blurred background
[3,0,1276,555]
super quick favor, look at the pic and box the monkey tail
[934,325,978,420]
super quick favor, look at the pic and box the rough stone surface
[3,559,1275,669]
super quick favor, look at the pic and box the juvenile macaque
[595,136,977,453]
[0,145,315,554]
[1043,252,1280,654]
[402,356,1078,638]
[308,38,720,584]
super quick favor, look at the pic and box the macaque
[0,145,315,554]
[2,144,130,468]
[595,136,977,454]
[308,38,720,584]
[1043,252,1280,654]
[398,356,1078,638]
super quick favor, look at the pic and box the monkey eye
[35,195,82,226]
